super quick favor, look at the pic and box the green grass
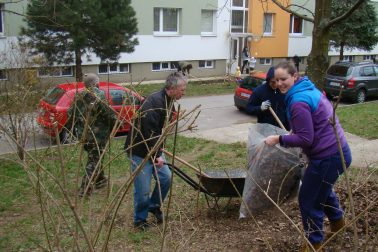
[337,101,378,139]
[0,135,247,251]
[127,81,236,97]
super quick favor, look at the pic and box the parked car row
[37,82,144,143]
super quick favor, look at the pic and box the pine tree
[21,0,138,81]
[330,0,378,61]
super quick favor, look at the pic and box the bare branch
[269,0,314,22]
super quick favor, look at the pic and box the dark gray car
[324,61,378,103]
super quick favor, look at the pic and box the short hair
[275,60,298,75]
[83,73,100,88]
[165,72,188,89]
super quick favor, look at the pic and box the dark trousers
[298,145,352,244]
[83,143,106,183]
[241,60,249,74]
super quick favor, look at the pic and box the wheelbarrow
[163,150,246,210]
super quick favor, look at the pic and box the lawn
[337,101,378,139]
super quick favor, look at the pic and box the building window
[231,0,248,33]
[154,8,180,35]
[0,69,7,80]
[38,67,74,77]
[363,55,373,61]
[152,62,178,71]
[263,13,273,35]
[201,10,216,35]
[343,55,355,62]
[289,14,303,35]
[98,63,130,74]
[199,60,215,69]
[259,58,272,65]
[0,4,4,35]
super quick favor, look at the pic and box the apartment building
[246,0,378,72]
[0,0,236,86]
[1,0,378,87]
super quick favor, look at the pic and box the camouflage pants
[83,143,106,184]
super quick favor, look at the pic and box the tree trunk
[306,0,332,90]
[339,41,345,61]
[75,49,83,82]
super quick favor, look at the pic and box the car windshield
[327,65,352,77]
[42,87,66,105]
[240,76,264,89]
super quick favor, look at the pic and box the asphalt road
[0,94,256,155]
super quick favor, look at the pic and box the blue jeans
[299,145,352,244]
[130,154,172,223]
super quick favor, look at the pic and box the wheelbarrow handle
[162,149,210,178]
[268,107,287,131]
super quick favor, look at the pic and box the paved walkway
[182,123,378,169]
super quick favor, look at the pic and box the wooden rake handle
[162,149,210,178]
[268,107,287,131]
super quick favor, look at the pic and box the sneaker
[149,208,163,224]
[95,177,108,189]
[134,220,151,231]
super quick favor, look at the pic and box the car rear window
[240,76,264,89]
[42,87,66,105]
[327,65,352,77]
[109,89,141,106]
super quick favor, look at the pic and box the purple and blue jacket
[279,77,348,159]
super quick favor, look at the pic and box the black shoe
[149,208,163,224]
[78,185,92,197]
[95,177,108,189]
[134,220,151,231]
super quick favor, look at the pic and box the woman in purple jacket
[265,61,352,251]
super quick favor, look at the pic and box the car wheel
[355,89,366,103]
[59,125,77,144]
[237,106,244,111]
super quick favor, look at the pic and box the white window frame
[289,14,304,35]
[98,63,130,74]
[231,1,248,34]
[342,55,355,62]
[0,4,4,36]
[363,55,373,61]
[263,13,273,36]
[151,62,178,72]
[259,58,272,65]
[38,67,74,78]
[0,69,7,80]
[153,8,180,36]
[198,60,215,69]
[201,9,217,36]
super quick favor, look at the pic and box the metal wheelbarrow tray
[166,163,246,209]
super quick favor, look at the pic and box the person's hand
[154,156,164,168]
[261,100,271,111]
[265,135,279,146]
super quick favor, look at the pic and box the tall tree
[269,0,365,89]
[330,0,378,60]
[20,0,138,81]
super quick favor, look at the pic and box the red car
[234,72,266,110]
[37,82,144,143]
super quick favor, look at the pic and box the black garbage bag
[240,124,304,217]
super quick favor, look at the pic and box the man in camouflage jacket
[67,73,117,197]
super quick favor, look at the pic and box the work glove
[261,100,271,111]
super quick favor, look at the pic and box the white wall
[83,0,231,65]
[288,36,312,57]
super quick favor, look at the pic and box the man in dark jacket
[246,66,290,130]
[125,72,187,230]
